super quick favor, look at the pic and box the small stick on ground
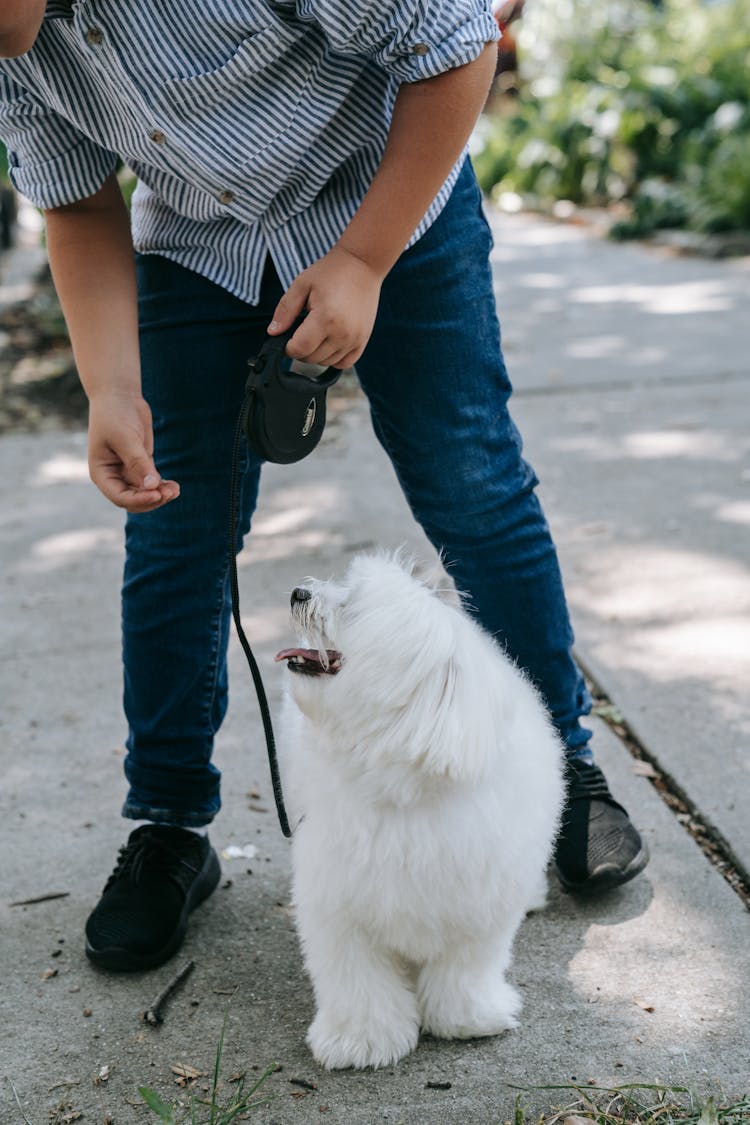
[9,891,70,907]
[143,959,195,1026]
[290,1077,318,1091]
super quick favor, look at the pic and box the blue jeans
[123,159,592,826]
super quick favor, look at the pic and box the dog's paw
[307,1009,419,1070]
[420,978,522,1041]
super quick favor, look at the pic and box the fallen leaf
[171,1062,202,1086]
[632,760,658,778]
[634,997,655,1013]
[592,702,625,724]
[95,1064,111,1085]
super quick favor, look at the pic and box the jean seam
[200,445,250,735]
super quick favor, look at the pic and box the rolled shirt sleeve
[295,0,500,83]
[0,72,118,209]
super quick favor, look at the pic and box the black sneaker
[85,824,221,971]
[554,759,649,894]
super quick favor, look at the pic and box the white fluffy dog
[275,552,564,1070]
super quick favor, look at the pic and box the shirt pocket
[158,22,315,215]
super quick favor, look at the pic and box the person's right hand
[87,391,180,512]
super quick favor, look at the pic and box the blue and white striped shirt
[0,1,498,303]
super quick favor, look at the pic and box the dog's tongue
[275,648,342,675]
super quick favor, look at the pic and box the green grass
[136,1005,749,1125]
[505,1084,750,1125]
[138,1007,276,1124]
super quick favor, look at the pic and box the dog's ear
[411,555,464,610]
[418,654,496,783]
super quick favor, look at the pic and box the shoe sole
[85,847,222,972]
[557,840,650,896]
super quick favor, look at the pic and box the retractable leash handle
[244,323,342,464]
[229,321,342,838]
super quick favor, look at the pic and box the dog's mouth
[274,648,343,677]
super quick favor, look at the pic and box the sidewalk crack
[577,654,750,912]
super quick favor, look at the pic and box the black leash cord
[228,396,292,838]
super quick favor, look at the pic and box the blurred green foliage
[0,140,9,184]
[474,0,750,237]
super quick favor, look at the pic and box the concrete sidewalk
[1,210,749,1123]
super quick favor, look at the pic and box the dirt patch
[0,264,87,434]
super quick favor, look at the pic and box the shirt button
[149,129,166,144]
[411,42,429,55]
[85,27,104,46]
[218,190,236,205]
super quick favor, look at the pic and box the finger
[121,452,163,491]
[110,485,178,514]
[300,335,350,367]
[116,446,180,501]
[313,344,350,369]
[94,467,180,511]
[101,479,162,512]
[268,279,310,336]
[336,347,364,370]
[283,315,330,357]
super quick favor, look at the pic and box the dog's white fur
[278,551,565,1070]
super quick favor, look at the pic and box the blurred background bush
[0,139,17,249]
[475,0,750,239]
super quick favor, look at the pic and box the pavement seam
[577,653,750,913]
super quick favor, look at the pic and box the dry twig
[9,891,70,907]
[142,959,195,1026]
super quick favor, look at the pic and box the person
[0,0,648,972]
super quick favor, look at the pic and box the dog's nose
[291,586,312,607]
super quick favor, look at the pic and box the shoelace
[104,830,201,893]
[565,760,616,804]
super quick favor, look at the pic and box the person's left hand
[267,245,383,368]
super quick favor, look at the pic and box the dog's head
[275,551,497,783]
